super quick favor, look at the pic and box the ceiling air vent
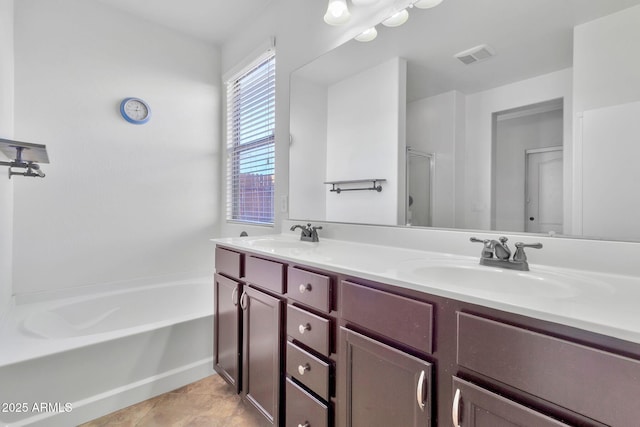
[454,44,495,65]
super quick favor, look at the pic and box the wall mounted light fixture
[413,0,443,9]
[382,9,409,27]
[355,27,378,42]
[326,0,446,42]
[324,0,351,25]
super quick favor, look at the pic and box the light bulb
[352,0,380,5]
[413,0,444,9]
[382,9,409,27]
[355,27,378,42]
[324,0,351,25]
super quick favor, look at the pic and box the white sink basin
[408,265,577,297]
[395,258,613,301]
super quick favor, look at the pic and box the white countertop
[213,233,640,345]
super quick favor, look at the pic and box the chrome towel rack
[0,138,49,179]
[324,179,386,194]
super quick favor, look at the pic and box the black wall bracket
[324,179,386,194]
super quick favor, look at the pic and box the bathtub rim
[13,270,211,305]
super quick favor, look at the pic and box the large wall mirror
[289,0,640,242]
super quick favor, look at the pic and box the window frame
[225,48,276,226]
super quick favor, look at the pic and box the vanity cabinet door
[242,285,284,426]
[214,273,242,393]
[457,312,640,425]
[341,327,432,427]
[451,377,569,427]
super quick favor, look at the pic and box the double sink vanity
[213,229,640,427]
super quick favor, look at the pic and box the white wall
[12,0,221,293]
[0,0,14,316]
[407,90,464,228]
[325,57,406,225]
[289,77,327,220]
[463,68,573,231]
[573,5,640,113]
[573,5,640,240]
[580,102,640,240]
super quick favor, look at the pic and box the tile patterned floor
[79,375,270,427]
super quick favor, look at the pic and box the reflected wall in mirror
[289,0,640,242]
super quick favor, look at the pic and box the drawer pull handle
[416,370,426,411]
[452,388,461,427]
[298,423,310,427]
[298,323,311,334]
[298,363,310,375]
[240,291,248,311]
[231,287,239,306]
[299,283,311,293]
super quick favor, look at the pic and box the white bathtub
[0,276,214,427]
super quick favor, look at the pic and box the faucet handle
[515,242,543,249]
[513,242,543,262]
[310,224,322,242]
[470,237,493,258]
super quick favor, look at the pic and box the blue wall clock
[120,97,151,124]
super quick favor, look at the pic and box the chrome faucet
[470,236,542,271]
[290,223,322,242]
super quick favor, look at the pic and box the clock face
[120,98,151,124]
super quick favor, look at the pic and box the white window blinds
[226,50,276,225]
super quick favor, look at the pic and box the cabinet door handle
[231,287,239,306]
[299,283,311,293]
[239,291,248,310]
[416,370,426,411]
[452,388,461,427]
[297,363,310,375]
[298,323,311,334]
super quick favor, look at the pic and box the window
[226,50,276,225]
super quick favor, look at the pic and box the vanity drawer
[341,280,433,354]
[286,378,328,427]
[457,312,640,426]
[245,255,285,294]
[215,246,243,279]
[287,304,331,356]
[288,267,332,313]
[286,341,331,401]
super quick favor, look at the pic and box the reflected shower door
[406,149,433,227]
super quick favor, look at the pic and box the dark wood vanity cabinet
[213,272,242,392]
[213,247,244,392]
[214,245,640,427]
[242,285,283,425]
[338,280,434,427]
[341,327,432,427]
[285,266,336,427]
[241,255,286,426]
[454,312,640,426]
[451,377,569,427]
[214,247,286,426]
